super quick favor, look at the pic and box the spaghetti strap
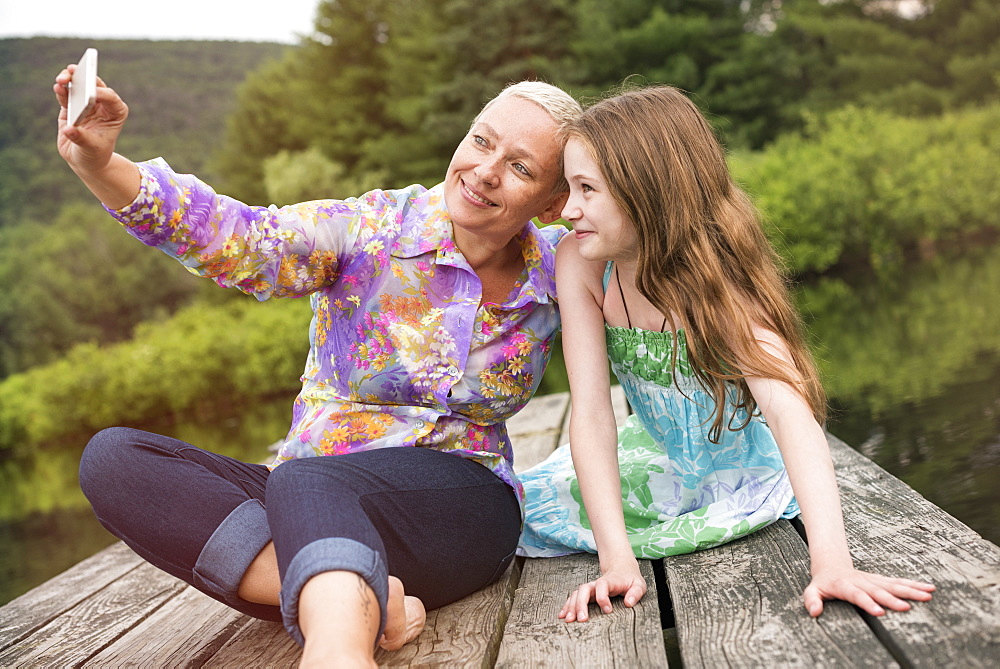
[614,262,668,332]
[615,263,633,330]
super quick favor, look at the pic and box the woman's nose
[474,156,502,187]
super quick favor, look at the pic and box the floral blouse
[106,159,567,505]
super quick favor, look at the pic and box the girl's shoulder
[555,235,607,305]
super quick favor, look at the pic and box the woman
[54,66,580,667]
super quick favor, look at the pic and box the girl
[517,86,935,621]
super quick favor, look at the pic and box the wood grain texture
[0,541,142,650]
[666,520,896,668]
[84,585,250,667]
[496,554,666,668]
[508,391,569,473]
[374,559,523,667]
[0,561,187,667]
[827,433,1000,667]
[203,618,302,668]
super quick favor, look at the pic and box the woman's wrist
[74,153,142,210]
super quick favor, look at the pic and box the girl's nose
[561,196,581,221]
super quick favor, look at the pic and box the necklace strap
[616,263,668,332]
[615,263,633,329]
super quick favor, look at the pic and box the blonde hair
[476,81,582,193]
[571,86,826,438]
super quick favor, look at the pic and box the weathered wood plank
[496,554,665,667]
[374,559,523,667]
[666,520,896,668]
[0,561,187,667]
[202,618,301,668]
[828,434,1000,668]
[83,585,250,667]
[508,391,569,473]
[0,542,142,652]
[203,561,524,668]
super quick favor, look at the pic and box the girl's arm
[747,329,934,617]
[556,236,647,623]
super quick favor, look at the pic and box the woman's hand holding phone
[54,51,141,209]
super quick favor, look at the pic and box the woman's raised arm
[54,65,141,209]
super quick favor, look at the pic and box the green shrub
[731,103,1000,273]
[0,297,311,456]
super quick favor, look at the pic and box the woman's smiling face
[561,137,637,262]
[444,96,566,248]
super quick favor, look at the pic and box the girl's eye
[473,135,487,147]
[513,162,530,176]
[581,183,594,193]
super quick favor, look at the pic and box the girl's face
[561,138,638,262]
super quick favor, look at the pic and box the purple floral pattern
[107,159,567,505]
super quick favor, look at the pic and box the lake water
[2,244,998,605]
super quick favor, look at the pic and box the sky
[0,0,321,44]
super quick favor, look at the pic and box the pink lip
[574,230,594,239]
[460,180,498,208]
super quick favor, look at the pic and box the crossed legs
[79,428,521,663]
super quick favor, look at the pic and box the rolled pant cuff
[279,537,388,647]
[192,499,272,607]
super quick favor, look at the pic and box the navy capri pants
[79,427,521,645]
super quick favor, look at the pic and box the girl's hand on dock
[558,562,647,623]
[803,567,935,617]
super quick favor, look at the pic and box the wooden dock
[2,388,999,667]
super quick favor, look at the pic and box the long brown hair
[571,86,826,438]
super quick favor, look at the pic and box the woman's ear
[537,191,570,224]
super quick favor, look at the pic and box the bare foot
[378,576,426,651]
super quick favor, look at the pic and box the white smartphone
[67,48,98,126]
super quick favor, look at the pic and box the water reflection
[2,244,999,604]
[0,396,294,604]
[801,242,1000,544]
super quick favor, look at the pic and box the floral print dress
[106,159,567,507]
[517,264,799,557]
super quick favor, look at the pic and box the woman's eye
[473,135,487,146]
[513,163,530,176]
[581,183,594,193]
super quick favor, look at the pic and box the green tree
[212,52,315,204]
[568,0,809,147]
[778,0,1000,116]
[263,146,387,204]
[730,103,1000,274]
[0,203,202,376]
[214,0,577,200]
[213,0,400,202]
[0,38,287,228]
